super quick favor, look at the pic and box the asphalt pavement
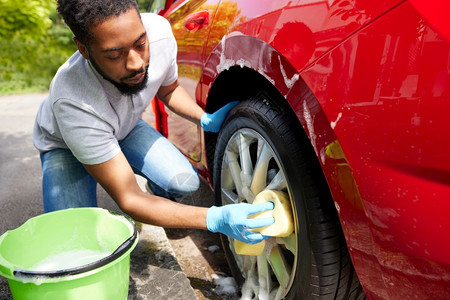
[0,93,198,299]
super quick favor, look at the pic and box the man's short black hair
[57,0,140,45]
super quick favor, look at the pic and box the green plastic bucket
[0,208,138,300]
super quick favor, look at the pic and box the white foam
[330,112,342,129]
[212,273,238,295]
[208,245,220,253]
[29,249,111,272]
[278,56,299,89]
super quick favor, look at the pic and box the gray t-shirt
[33,13,177,165]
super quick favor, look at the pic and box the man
[32,0,274,244]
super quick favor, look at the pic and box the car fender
[202,32,368,241]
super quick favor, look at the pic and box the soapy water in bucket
[29,249,111,272]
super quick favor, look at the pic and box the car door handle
[183,10,210,32]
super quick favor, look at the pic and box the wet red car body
[146,0,450,299]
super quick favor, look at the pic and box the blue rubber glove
[200,101,239,132]
[206,202,275,244]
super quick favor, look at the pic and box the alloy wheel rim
[219,128,298,299]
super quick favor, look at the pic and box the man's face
[83,8,150,95]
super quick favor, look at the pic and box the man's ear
[73,37,89,60]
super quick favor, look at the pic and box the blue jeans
[41,120,200,212]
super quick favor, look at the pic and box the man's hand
[206,202,275,244]
[200,101,239,132]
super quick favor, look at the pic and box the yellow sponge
[234,239,265,256]
[251,190,294,237]
[233,190,294,256]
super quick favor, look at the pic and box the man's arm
[83,151,209,229]
[84,151,275,244]
[157,80,204,124]
[156,80,240,133]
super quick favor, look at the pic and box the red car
[144,0,450,299]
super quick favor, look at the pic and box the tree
[0,0,76,94]
[0,0,53,41]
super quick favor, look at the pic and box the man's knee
[168,172,200,197]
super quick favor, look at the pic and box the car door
[157,0,221,164]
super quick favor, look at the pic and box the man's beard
[89,57,149,96]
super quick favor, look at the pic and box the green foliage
[0,0,76,95]
[0,0,155,95]
[136,0,152,12]
[0,0,53,40]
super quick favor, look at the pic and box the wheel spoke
[250,143,273,196]
[257,254,272,299]
[265,170,287,191]
[221,188,238,204]
[276,233,297,255]
[268,245,292,290]
[241,257,258,299]
[242,254,257,271]
[220,154,234,190]
[239,132,254,177]
[220,151,239,204]
[224,148,244,199]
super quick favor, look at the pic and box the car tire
[213,93,365,299]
